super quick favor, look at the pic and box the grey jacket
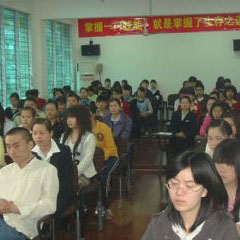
[142,207,239,240]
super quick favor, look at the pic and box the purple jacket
[103,112,132,140]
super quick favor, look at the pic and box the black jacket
[170,110,197,140]
[34,143,75,217]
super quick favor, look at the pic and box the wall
[1,0,240,98]
[78,31,240,97]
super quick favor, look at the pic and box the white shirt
[32,138,60,162]
[205,143,213,158]
[61,131,96,178]
[0,158,59,239]
[172,222,205,240]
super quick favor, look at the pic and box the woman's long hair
[213,138,240,222]
[62,105,92,156]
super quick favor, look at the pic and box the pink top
[200,115,212,137]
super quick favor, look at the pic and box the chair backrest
[92,147,105,172]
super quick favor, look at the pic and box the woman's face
[206,99,216,113]
[32,124,52,147]
[207,127,228,152]
[168,168,207,215]
[21,110,34,129]
[180,98,191,112]
[67,116,77,129]
[215,163,237,186]
[226,90,234,100]
[212,106,223,120]
[223,117,237,137]
[109,101,121,114]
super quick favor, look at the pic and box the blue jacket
[103,112,132,140]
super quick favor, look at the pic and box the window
[45,20,74,97]
[0,7,32,107]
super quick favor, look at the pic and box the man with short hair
[0,127,59,240]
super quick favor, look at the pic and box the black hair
[109,98,121,106]
[206,119,232,137]
[224,85,237,99]
[167,151,228,232]
[123,84,132,92]
[55,96,66,106]
[46,99,58,110]
[88,102,97,115]
[53,88,64,96]
[188,76,198,83]
[112,81,121,89]
[62,105,92,156]
[195,81,204,91]
[112,87,123,95]
[121,79,128,86]
[32,118,53,133]
[5,127,33,142]
[105,78,111,83]
[87,86,94,92]
[150,79,157,84]
[138,86,146,93]
[178,87,195,96]
[96,94,108,103]
[10,92,20,100]
[179,95,192,104]
[67,91,79,102]
[209,91,220,100]
[80,87,88,93]
[224,78,231,84]
[209,103,224,119]
[25,89,39,98]
[141,79,149,85]
[213,139,240,221]
[216,77,225,91]
[63,85,71,92]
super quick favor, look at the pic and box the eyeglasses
[207,136,224,142]
[165,182,202,194]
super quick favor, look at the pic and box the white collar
[32,138,60,162]
[172,222,205,240]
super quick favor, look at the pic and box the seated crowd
[1,75,240,239]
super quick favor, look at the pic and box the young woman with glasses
[142,151,239,240]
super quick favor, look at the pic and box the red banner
[78,14,240,37]
[78,17,145,37]
[148,13,240,33]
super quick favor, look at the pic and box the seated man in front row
[0,127,59,240]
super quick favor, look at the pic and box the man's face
[5,134,33,164]
[67,96,78,108]
[10,97,19,108]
